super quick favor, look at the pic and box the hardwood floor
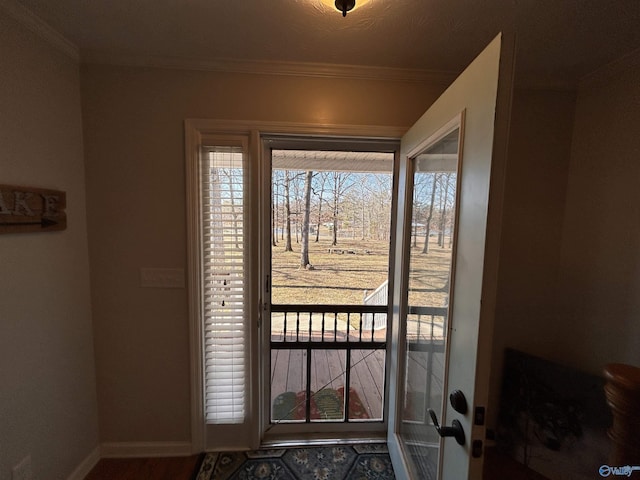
[84,456,201,480]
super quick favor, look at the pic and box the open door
[387,33,514,479]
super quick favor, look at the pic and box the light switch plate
[140,268,185,288]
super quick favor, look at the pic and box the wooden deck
[270,333,387,421]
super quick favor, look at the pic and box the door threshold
[261,432,387,449]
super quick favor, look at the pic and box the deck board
[326,348,346,391]
[286,349,306,392]
[270,349,288,404]
[349,348,381,420]
[312,349,332,391]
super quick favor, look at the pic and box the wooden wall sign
[0,184,66,233]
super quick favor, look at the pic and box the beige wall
[2,0,636,465]
[0,8,98,480]
[488,88,576,427]
[488,51,640,430]
[81,51,639,448]
[80,63,446,443]
[556,51,640,373]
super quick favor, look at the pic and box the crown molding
[81,50,457,85]
[185,118,408,139]
[0,0,79,61]
[80,51,579,90]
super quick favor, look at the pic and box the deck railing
[406,306,448,346]
[362,280,389,330]
[271,304,388,344]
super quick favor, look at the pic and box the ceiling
[272,150,394,172]
[14,0,640,86]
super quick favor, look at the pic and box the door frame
[185,119,407,452]
[259,135,401,444]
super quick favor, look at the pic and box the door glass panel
[267,148,394,433]
[400,128,460,479]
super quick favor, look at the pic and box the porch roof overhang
[271,150,394,173]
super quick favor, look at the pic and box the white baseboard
[100,441,193,458]
[67,446,101,480]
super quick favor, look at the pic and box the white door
[387,33,514,479]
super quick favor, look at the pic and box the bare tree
[412,173,431,248]
[218,169,241,249]
[371,174,392,241]
[284,170,293,252]
[422,173,439,254]
[439,172,452,247]
[291,172,305,244]
[272,173,278,247]
[274,168,395,250]
[300,170,313,268]
[330,172,353,246]
[313,172,329,242]
[358,174,370,239]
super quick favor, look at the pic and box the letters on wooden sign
[0,185,67,233]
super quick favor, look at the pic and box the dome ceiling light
[335,0,356,16]
[318,0,372,17]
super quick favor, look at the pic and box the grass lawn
[271,235,452,308]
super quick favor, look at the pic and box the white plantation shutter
[202,145,246,424]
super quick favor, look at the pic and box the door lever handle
[428,409,465,446]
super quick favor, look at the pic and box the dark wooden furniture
[603,363,640,465]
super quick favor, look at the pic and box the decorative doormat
[272,387,369,421]
[194,443,395,480]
